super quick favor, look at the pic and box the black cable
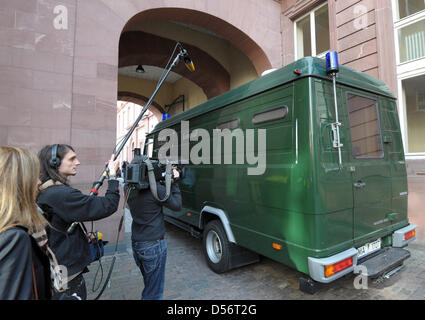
[91,239,104,292]
[93,186,134,300]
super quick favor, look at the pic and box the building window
[394,0,425,64]
[398,19,425,62]
[295,3,330,59]
[393,0,425,156]
[403,74,425,152]
[396,0,425,19]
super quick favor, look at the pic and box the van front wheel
[203,220,231,273]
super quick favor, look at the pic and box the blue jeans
[131,239,167,300]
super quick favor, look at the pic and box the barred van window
[347,93,383,158]
[217,118,240,130]
[253,106,288,125]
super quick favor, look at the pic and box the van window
[217,118,240,130]
[144,138,153,158]
[252,106,288,125]
[347,93,383,158]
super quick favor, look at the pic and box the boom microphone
[90,42,195,197]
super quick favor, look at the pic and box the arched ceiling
[122,8,273,75]
[119,31,230,99]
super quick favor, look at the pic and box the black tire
[202,220,231,274]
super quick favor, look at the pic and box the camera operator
[36,144,120,300]
[125,165,182,300]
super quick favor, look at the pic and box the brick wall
[335,0,379,77]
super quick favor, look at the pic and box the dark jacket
[36,180,120,277]
[126,183,182,242]
[0,227,51,300]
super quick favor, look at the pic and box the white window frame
[294,2,330,59]
[417,91,425,111]
[392,0,425,157]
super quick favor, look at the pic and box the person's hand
[172,166,180,179]
[171,165,180,183]
[72,293,82,300]
[106,154,119,176]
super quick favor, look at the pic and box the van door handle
[354,181,366,188]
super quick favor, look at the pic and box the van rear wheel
[203,220,231,273]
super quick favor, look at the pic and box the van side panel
[230,79,313,274]
[380,97,408,227]
[158,81,320,274]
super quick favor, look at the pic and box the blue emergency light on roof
[162,113,171,120]
[326,51,339,74]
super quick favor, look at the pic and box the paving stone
[85,223,425,300]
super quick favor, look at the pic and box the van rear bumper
[392,223,417,247]
[308,223,417,283]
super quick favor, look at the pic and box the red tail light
[325,257,353,278]
[404,229,415,240]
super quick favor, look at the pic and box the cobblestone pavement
[85,222,425,300]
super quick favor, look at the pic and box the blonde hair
[0,146,47,234]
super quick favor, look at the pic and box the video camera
[124,148,164,190]
[125,148,185,203]
[124,148,184,190]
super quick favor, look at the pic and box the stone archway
[120,7,276,75]
[69,0,281,184]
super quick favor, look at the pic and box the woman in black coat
[0,147,51,299]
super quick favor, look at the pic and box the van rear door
[345,92,393,242]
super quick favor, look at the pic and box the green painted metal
[148,57,409,277]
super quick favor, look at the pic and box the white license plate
[357,238,381,259]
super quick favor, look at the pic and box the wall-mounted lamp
[136,65,145,73]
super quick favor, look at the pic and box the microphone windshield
[180,48,195,72]
[184,56,195,72]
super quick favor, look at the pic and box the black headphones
[49,144,61,168]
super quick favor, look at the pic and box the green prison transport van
[146,56,417,288]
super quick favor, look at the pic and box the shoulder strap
[29,231,51,300]
[32,264,39,300]
[38,179,62,192]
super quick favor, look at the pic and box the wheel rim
[206,230,222,263]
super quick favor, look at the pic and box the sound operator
[36,144,120,299]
